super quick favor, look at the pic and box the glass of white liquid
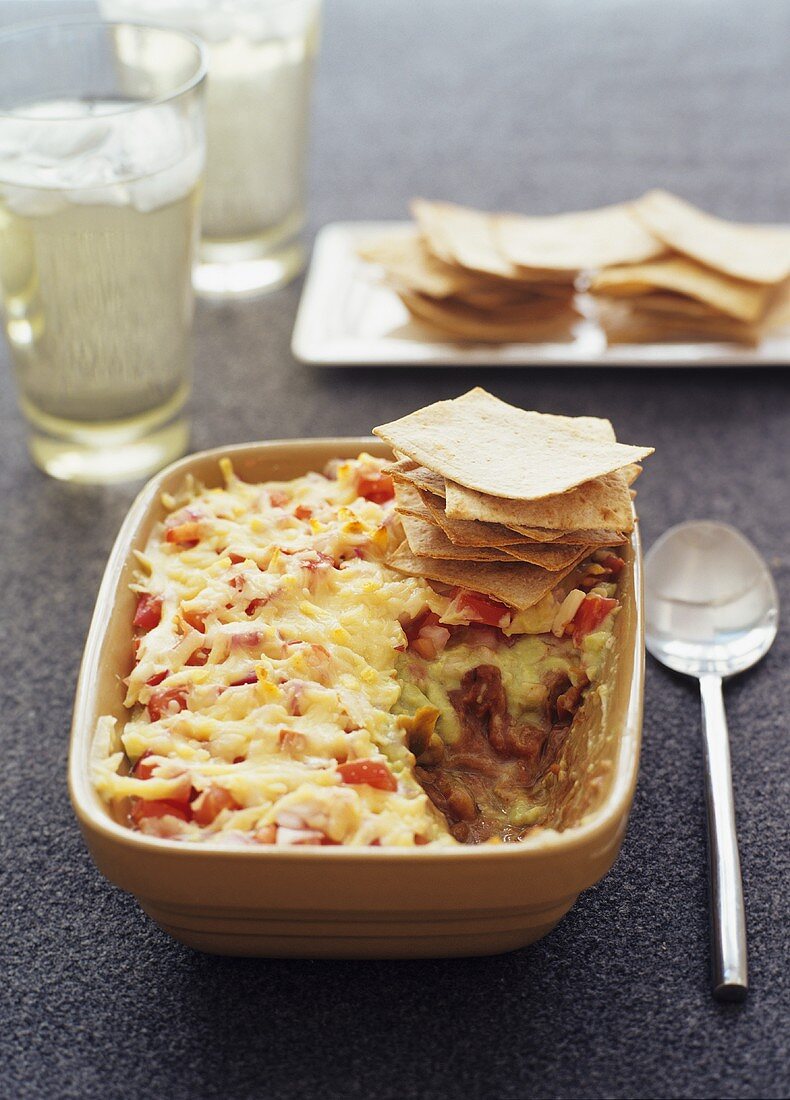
[0,21,206,483]
[100,0,322,298]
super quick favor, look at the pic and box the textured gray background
[1,1,789,1098]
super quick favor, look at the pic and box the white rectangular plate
[292,222,790,368]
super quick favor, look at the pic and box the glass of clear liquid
[100,0,321,298]
[0,21,206,483]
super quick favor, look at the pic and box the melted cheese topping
[92,455,458,847]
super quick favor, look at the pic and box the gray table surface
[2,2,789,1098]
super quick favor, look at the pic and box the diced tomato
[165,521,201,547]
[227,552,246,565]
[356,471,395,503]
[133,593,162,632]
[268,490,290,508]
[131,755,192,805]
[337,759,397,792]
[147,687,188,722]
[186,646,210,667]
[230,671,258,686]
[571,594,618,645]
[131,799,190,827]
[245,598,266,616]
[132,752,157,780]
[146,670,167,688]
[452,589,511,628]
[294,504,313,520]
[181,609,207,633]
[596,553,625,576]
[191,785,240,826]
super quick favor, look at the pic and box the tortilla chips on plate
[356,191,790,348]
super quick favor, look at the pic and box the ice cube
[27,119,112,163]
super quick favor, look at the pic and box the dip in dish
[91,454,623,848]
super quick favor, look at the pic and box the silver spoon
[644,521,779,1002]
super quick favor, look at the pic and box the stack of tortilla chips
[589,190,790,345]
[358,198,662,343]
[373,388,653,612]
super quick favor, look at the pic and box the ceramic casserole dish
[69,437,644,958]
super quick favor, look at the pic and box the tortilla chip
[446,292,575,322]
[399,291,580,343]
[412,199,519,279]
[357,230,494,299]
[764,284,790,328]
[509,526,627,546]
[401,515,523,562]
[633,190,790,285]
[374,388,652,501]
[501,543,586,566]
[394,465,627,547]
[387,542,589,611]
[455,286,543,310]
[457,286,574,312]
[420,487,574,543]
[628,308,760,336]
[461,282,575,306]
[590,257,777,322]
[382,455,419,476]
[596,299,761,345]
[624,292,723,319]
[444,468,635,531]
[494,202,665,271]
[392,479,437,522]
[415,486,548,546]
[402,514,586,567]
[387,460,446,499]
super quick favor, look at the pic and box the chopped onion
[552,589,586,638]
[275,826,325,846]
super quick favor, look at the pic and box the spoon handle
[699,673,748,1001]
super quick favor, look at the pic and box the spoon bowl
[645,521,779,678]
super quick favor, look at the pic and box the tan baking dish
[69,437,644,958]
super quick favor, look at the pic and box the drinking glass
[0,21,206,483]
[101,0,322,298]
